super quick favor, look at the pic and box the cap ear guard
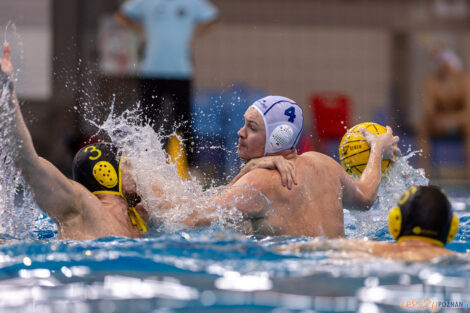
[269,124,294,151]
[398,186,418,205]
[447,214,459,243]
[389,185,459,246]
[388,206,402,239]
[93,161,119,188]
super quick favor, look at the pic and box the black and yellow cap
[388,185,459,247]
[72,142,124,198]
[72,142,147,233]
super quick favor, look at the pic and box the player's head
[388,185,459,247]
[237,96,303,161]
[432,46,462,72]
[72,142,126,199]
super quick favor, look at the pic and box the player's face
[237,107,266,161]
[121,161,138,202]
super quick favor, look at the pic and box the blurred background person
[6,0,470,183]
[115,0,218,173]
[417,45,470,181]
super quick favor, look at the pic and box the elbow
[360,192,377,210]
[349,192,375,211]
[362,198,374,210]
[352,181,377,210]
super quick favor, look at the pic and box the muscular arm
[340,145,383,210]
[151,171,271,228]
[229,170,272,218]
[1,43,81,223]
[341,126,399,210]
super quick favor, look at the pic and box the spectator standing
[417,46,470,180]
[116,0,218,169]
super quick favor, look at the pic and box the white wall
[0,0,51,99]
[194,24,391,124]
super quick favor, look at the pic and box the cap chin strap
[128,207,148,233]
[250,105,270,155]
[93,158,148,233]
[397,235,444,247]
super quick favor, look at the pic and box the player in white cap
[153,95,400,237]
[220,95,399,237]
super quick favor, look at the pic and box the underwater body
[1,76,470,313]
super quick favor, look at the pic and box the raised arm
[0,42,82,223]
[341,126,399,210]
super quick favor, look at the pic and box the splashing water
[0,83,44,239]
[3,23,23,83]
[345,149,429,239]
[3,21,12,43]
[87,102,270,233]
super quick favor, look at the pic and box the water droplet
[23,257,32,266]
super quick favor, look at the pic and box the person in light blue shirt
[116,0,218,166]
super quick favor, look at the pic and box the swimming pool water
[0,197,469,313]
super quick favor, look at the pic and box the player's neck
[266,148,298,159]
[96,194,129,222]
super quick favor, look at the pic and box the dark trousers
[139,78,194,166]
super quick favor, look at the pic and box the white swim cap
[436,48,462,71]
[250,95,303,155]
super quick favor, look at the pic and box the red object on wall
[297,134,314,154]
[311,92,351,140]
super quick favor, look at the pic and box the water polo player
[282,185,459,261]
[388,185,459,248]
[0,42,147,240]
[158,95,400,237]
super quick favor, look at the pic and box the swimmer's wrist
[370,143,384,156]
[0,70,14,92]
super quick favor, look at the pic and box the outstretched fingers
[392,145,402,157]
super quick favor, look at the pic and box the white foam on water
[345,149,429,239]
[87,103,271,233]
[0,84,43,238]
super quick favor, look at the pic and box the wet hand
[360,125,400,160]
[0,42,13,77]
[151,181,164,197]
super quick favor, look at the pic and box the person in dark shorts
[116,0,219,167]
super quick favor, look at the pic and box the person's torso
[140,0,198,78]
[432,74,467,113]
[251,153,345,238]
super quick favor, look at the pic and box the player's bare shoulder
[235,168,276,190]
[299,151,343,171]
[67,179,105,220]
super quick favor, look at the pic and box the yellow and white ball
[339,122,393,178]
